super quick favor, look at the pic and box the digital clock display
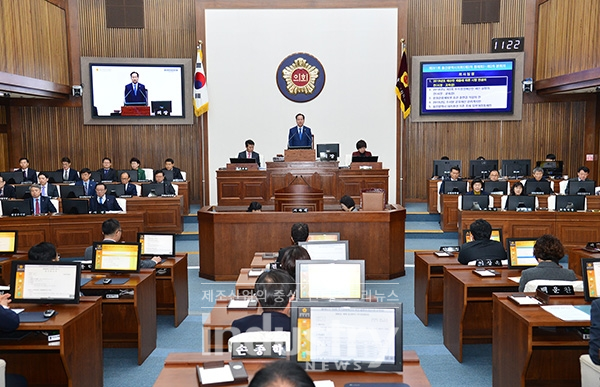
[491,37,524,52]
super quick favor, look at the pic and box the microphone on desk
[287,129,299,149]
[124,89,132,104]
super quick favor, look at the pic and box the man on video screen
[124,71,148,105]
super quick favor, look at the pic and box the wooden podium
[350,161,383,170]
[274,179,324,211]
[284,149,316,162]
[121,106,151,116]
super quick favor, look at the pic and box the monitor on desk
[41,171,64,184]
[141,183,165,197]
[555,195,585,211]
[117,170,139,182]
[536,161,564,177]
[10,261,81,304]
[298,240,349,261]
[506,238,538,268]
[316,143,339,161]
[432,160,462,178]
[62,198,90,214]
[90,171,103,183]
[14,185,31,199]
[461,194,490,210]
[442,181,467,194]
[568,180,595,196]
[291,300,403,372]
[92,242,141,273]
[296,259,364,301]
[469,159,498,179]
[60,185,85,198]
[463,228,503,244]
[0,231,17,253]
[484,181,508,194]
[307,232,340,242]
[1,199,31,216]
[506,195,536,211]
[0,171,23,184]
[501,159,531,178]
[137,233,175,256]
[582,258,600,301]
[105,183,125,197]
[352,156,378,163]
[525,180,552,195]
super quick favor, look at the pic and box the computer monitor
[525,180,552,195]
[316,144,339,161]
[582,258,600,301]
[0,172,23,184]
[0,231,17,253]
[14,185,31,199]
[506,195,536,211]
[536,161,564,177]
[141,183,165,196]
[506,238,538,268]
[307,232,340,242]
[463,228,503,244]
[59,185,85,198]
[297,240,349,261]
[91,242,141,273]
[501,159,531,178]
[90,171,103,182]
[104,183,125,197]
[555,195,585,211]
[442,181,467,194]
[461,195,490,210]
[291,300,403,372]
[137,233,176,256]
[484,181,508,194]
[161,169,175,182]
[62,198,90,214]
[41,171,64,184]
[117,170,139,182]
[10,261,81,304]
[432,160,462,178]
[469,159,498,179]
[296,260,365,301]
[151,100,172,116]
[229,158,258,164]
[568,180,595,195]
[1,199,31,216]
[351,156,378,163]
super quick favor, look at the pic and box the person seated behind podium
[0,176,16,198]
[37,172,59,198]
[97,157,118,182]
[231,270,295,334]
[518,234,576,292]
[163,158,184,180]
[130,157,146,181]
[340,195,358,212]
[89,183,122,212]
[0,292,29,387]
[589,298,600,365]
[505,181,526,210]
[458,219,506,265]
[488,170,500,182]
[248,360,314,387]
[75,168,97,196]
[57,156,79,182]
[439,166,462,194]
[238,139,261,167]
[524,167,550,194]
[124,71,148,105]
[279,245,311,280]
[19,157,37,183]
[27,184,57,215]
[465,178,488,196]
[288,113,313,148]
[154,170,176,195]
[277,223,310,264]
[565,165,594,194]
[120,172,139,196]
[247,202,262,212]
[28,242,59,261]
[352,139,372,157]
[83,219,161,268]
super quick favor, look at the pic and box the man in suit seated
[124,71,148,105]
[439,166,462,194]
[19,157,37,183]
[458,219,506,264]
[237,139,260,166]
[57,156,79,182]
[120,172,139,196]
[288,113,312,148]
[0,292,29,387]
[83,218,161,268]
[0,176,16,198]
[28,242,59,261]
[524,167,551,194]
[89,183,122,212]
[163,158,184,180]
[590,298,600,365]
[75,168,97,196]
[154,170,176,195]
[37,172,59,198]
[231,269,295,334]
[97,157,118,182]
[28,184,57,214]
[277,223,310,264]
[565,165,595,194]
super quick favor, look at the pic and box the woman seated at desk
[510,181,525,196]
[465,178,488,196]
[352,140,372,157]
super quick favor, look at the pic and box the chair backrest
[143,168,154,181]
[135,184,142,196]
[0,358,6,387]
[523,279,584,293]
[50,198,59,212]
[180,171,187,180]
[227,331,291,353]
[559,180,568,195]
[173,184,179,195]
[116,198,127,212]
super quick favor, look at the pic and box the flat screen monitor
[525,180,552,195]
[501,159,531,178]
[0,172,23,184]
[91,171,103,182]
[432,160,462,178]
[463,228,503,244]
[91,242,141,273]
[536,161,564,177]
[62,198,90,214]
[469,159,498,179]
[229,158,257,164]
[60,185,85,198]
[351,156,378,163]
[0,231,17,253]
[307,232,340,242]
[141,183,165,196]
[582,258,600,301]
[298,240,349,261]
[41,171,64,184]
[117,170,139,182]
[291,301,403,372]
[296,260,364,301]
[14,185,31,199]
[105,184,125,197]
[461,195,490,210]
[137,233,175,256]
[150,100,172,115]
[161,169,175,182]
[506,238,538,268]
[555,195,585,211]
[10,261,81,304]
[568,180,595,196]
[316,144,339,161]
[442,180,467,194]
[506,195,536,211]
[1,200,31,216]
[484,181,508,194]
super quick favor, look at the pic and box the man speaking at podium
[288,113,313,148]
[124,71,148,105]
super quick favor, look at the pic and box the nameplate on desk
[248,269,264,277]
[434,251,453,257]
[235,167,248,171]
[359,165,373,170]
[231,341,287,359]
[536,285,575,303]
[196,361,248,385]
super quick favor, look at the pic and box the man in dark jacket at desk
[458,219,506,264]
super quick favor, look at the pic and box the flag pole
[197,40,207,206]
[398,39,405,207]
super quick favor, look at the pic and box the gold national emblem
[282,57,319,95]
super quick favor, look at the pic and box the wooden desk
[154,351,431,386]
[250,252,277,268]
[0,252,28,285]
[443,267,521,362]
[173,181,189,214]
[202,298,260,352]
[125,196,183,233]
[1,297,103,387]
[198,205,405,281]
[440,194,460,231]
[492,293,589,387]
[81,271,157,364]
[568,247,598,277]
[235,268,260,296]
[156,254,189,327]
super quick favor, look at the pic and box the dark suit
[89,194,122,212]
[237,151,261,166]
[21,168,37,183]
[124,183,138,196]
[160,182,176,195]
[164,167,184,180]
[28,196,57,214]
[0,184,16,198]
[40,183,59,198]
[231,311,291,334]
[75,179,97,196]
[0,306,19,332]
[590,299,600,365]
[124,82,148,105]
[288,126,313,147]
[57,168,79,182]
[97,168,118,182]
[458,239,507,264]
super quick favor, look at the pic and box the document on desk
[541,305,591,321]
[508,276,520,283]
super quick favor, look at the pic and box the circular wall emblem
[276,52,326,103]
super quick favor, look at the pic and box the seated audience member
[524,167,549,193]
[120,172,139,196]
[340,195,358,212]
[458,219,506,265]
[545,153,557,161]
[465,178,488,196]
[439,166,462,194]
[58,156,79,181]
[75,168,97,196]
[518,234,576,291]
[565,165,594,194]
[84,218,161,268]
[488,170,500,182]
[0,175,16,198]
[248,360,314,387]
[277,223,310,263]
[130,157,146,181]
[510,181,525,196]
[247,201,262,212]
[28,242,59,261]
[476,156,485,160]
[19,157,37,183]
[231,270,295,334]
[589,298,600,365]
[37,172,59,198]
[28,184,57,214]
[97,157,117,182]
[238,139,261,166]
[0,293,29,387]
[89,183,122,212]
[154,170,176,195]
[352,139,372,157]
[279,245,311,280]
[163,158,184,180]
